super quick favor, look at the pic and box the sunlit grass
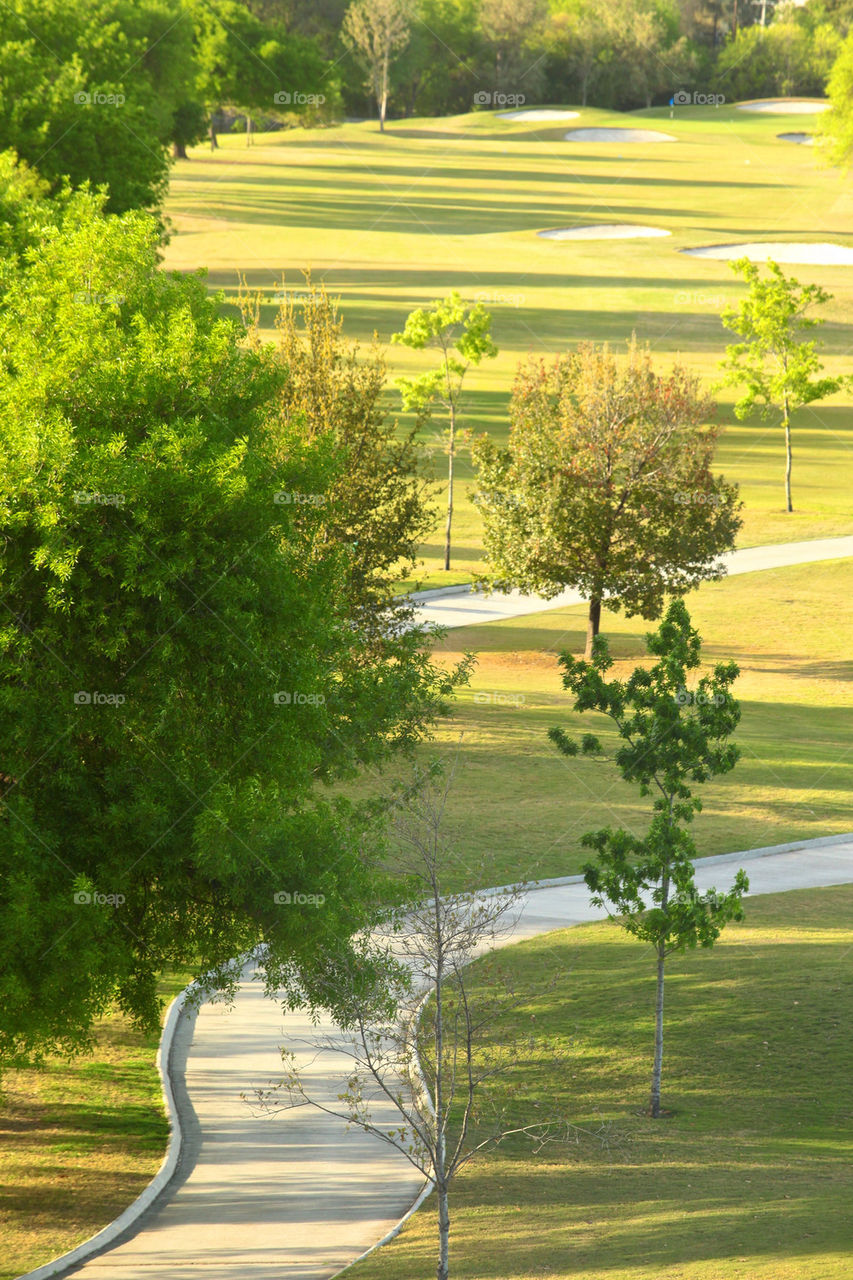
[163,104,853,585]
[351,885,853,1280]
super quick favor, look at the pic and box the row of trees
[8,0,852,219]
[323,0,846,124]
[262,597,748,1279]
[0,141,837,1060]
[0,169,470,1063]
[400,259,840,653]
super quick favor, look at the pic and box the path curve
[411,535,853,631]
[25,534,853,1280]
[34,835,853,1280]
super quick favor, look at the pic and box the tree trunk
[379,51,389,132]
[584,597,601,660]
[650,945,665,1117]
[246,114,253,147]
[444,404,455,571]
[784,403,793,513]
[437,1183,450,1280]
[172,139,188,159]
[208,121,218,150]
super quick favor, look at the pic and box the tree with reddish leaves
[473,339,741,658]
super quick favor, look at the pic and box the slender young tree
[342,0,412,131]
[393,292,497,572]
[549,600,748,1117]
[718,257,842,514]
[474,340,740,658]
[251,765,585,1280]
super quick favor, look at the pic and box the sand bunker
[683,242,853,265]
[539,224,670,240]
[498,108,580,122]
[778,132,814,145]
[564,127,676,142]
[737,99,830,114]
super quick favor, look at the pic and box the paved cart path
[411,535,853,631]
[38,534,853,1280]
[55,837,853,1280]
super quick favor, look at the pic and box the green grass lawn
[350,883,853,1280]
[364,556,853,892]
[0,971,192,1280]
[162,103,853,584]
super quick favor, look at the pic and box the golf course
[4,94,853,1280]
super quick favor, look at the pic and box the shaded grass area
[352,884,853,1280]
[0,971,192,1280]
[163,105,853,585]
[372,558,853,891]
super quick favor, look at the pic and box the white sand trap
[737,99,830,114]
[683,242,853,265]
[563,127,676,142]
[539,224,670,240]
[778,132,814,145]
[498,108,580,122]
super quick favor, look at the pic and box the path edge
[16,980,198,1280]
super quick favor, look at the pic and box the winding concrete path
[51,837,853,1280]
[31,535,853,1280]
[411,535,853,630]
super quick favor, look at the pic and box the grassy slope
[366,556,853,891]
[0,972,192,1280]
[351,884,853,1280]
[162,104,853,585]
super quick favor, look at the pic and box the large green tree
[0,0,195,212]
[188,0,333,148]
[819,28,853,166]
[0,192,460,1064]
[473,340,741,658]
[264,281,436,621]
[550,600,748,1117]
